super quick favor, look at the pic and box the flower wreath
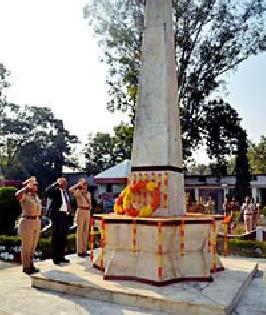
[114,180,160,217]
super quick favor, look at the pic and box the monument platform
[92,214,224,285]
[32,255,258,315]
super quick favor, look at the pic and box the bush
[37,234,77,258]
[0,234,21,247]
[0,187,20,235]
[0,232,101,260]
[227,239,266,258]
[262,206,266,217]
[234,224,246,235]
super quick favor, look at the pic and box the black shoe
[24,269,34,275]
[60,258,70,263]
[31,266,40,273]
[53,259,61,265]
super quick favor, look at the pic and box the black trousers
[51,212,70,262]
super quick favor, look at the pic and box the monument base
[93,214,224,286]
[31,255,258,315]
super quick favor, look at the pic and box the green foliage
[0,187,20,235]
[0,234,75,258]
[0,234,20,246]
[248,136,266,174]
[84,123,133,174]
[218,237,266,258]
[0,70,79,191]
[0,63,10,101]
[262,207,266,217]
[84,0,264,161]
[113,124,133,161]
[37,234,77,258]
[233,224,246,236]
[204,99,242,177]
[228,239,266,258]
[0,233,101,259]
[187,162,211,175]
[235,130,251,202]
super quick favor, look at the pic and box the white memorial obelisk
[131,0,185,216]
[92,0,222,284]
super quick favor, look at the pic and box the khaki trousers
[244,214,252,232]
[77,209,90,255]
[20,218,41,270]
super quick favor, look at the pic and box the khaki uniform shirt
[73,190,91,209]
[20,193,42,216]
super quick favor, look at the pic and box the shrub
[234,224,246,235]
[0,187,20,235]
[36,235,75,258]
[227,239,266,258]
[0,232,101,260]
[0,234,21,247]
[262,206,266,217]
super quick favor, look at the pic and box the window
[106,183,112,192]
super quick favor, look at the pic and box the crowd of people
[223,196,261,233]
[186,194,216,215]
[15,176,92,275]
[186,192,262,234]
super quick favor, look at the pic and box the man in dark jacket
[46,178,71,264]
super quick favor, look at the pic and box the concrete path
[232,258,266,315]
[0,257,265,315]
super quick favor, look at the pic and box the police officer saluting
[69,178,91,257]
[16,176,41,275]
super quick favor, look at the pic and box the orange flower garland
[114,179,161,217]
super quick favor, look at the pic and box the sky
[0,0,265,163]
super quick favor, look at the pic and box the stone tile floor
[0,256,265,315]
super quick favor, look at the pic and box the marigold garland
[114,180,161,217]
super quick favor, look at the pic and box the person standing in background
[255,197,261,226]
[242,197,254,233]
[46,178,71,265]
[229,196,240,228]
[251,197,257,229]
[223,197,231,217]
[206,196,215,215]
[70,178,91,257]
[16,176,41,275]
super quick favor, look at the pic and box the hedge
[0,187,20,235]
[0,232,100,261]
[218,238,266,258]
[1,233,264,260]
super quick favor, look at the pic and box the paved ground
[232,258,266,315]
[0,257,265,315]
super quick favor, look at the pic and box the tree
[112,123,133,162]
[84,132,115,174]
[84,123,133,174]
[203,99,242,176]
[0,102,79,191]
[235,129,251,202]
[186,162,211,175]
[0,63,10,102]
[84,0,265,160]
[248,136,266,174]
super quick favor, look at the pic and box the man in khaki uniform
[241,197,254,233]
[16,176,41,275]
[70,178,91,257]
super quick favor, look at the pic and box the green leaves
[0,99,78,190]
[248,136,266,175]
[84,123,133,174]
[84,0,264,160]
